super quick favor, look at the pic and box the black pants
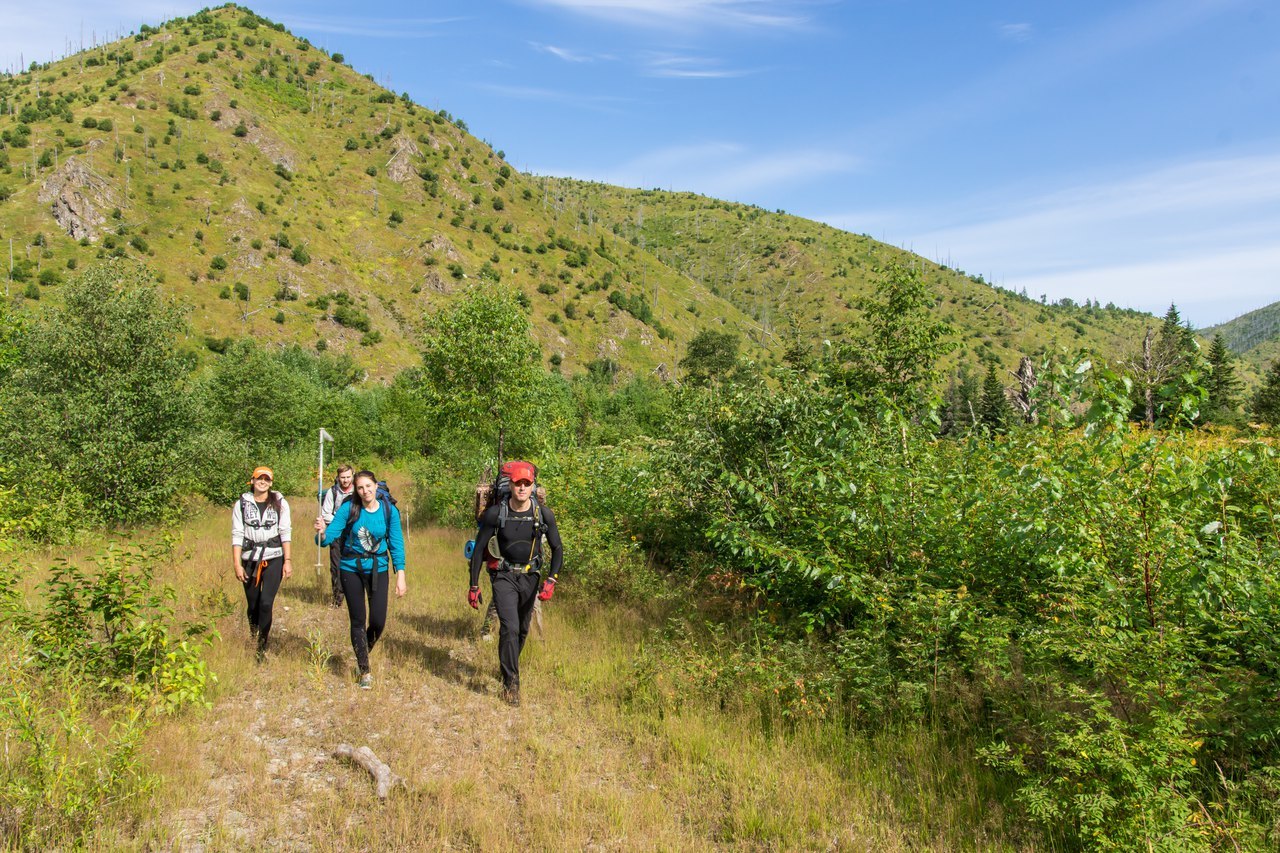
[491,570,540,689]
[328,545,345,606]
[242,556,284,651]
[340,570,389,675]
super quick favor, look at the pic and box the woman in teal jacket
[313,470,406,688]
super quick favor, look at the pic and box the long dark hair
[354,471,378,507]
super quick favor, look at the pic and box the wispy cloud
[275,15,464,40]
[643,54,754,78]
[516,0,813,31]
[854,0,1250,155]
[473,82,629,112]
[998,22,1033,42]
[825,150,1280,326]
[549,141,860,200]
[531,42,596,62]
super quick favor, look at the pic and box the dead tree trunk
[333,744,404,799]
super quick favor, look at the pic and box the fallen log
[333,743,404,799]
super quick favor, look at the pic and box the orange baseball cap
[501,460,536,483]
[249,466,274,484]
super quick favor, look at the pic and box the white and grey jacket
[320,484,355,525]
[232,492,292,562]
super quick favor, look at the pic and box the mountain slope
[0,4,1165,382]
[1204,299,1280,373]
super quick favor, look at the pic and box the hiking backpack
[464,463,548,568]
[335,481,398,586]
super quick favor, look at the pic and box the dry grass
[26,485,1021,851]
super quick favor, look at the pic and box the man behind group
[320,464,356,608]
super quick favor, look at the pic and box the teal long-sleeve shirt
[318,500,405,574]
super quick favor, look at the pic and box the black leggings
[491,570,540,689]
[340,570,389,675]
[242,556,284,650]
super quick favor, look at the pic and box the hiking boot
[501,686,520,707]
[358,672,373,690]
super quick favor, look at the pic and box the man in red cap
[468,460,563,706]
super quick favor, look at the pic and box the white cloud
[825,150,1280,326]
[643,54,754,78]
[998,22,1033,42]
[516,0,812,31]
[549,141,860,200]
[473,82,628,112]
[531,42,595,62]
[273,15,464,40]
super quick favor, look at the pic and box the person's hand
[468,586,481,609]
[283,559,293,580]
[396,571,407,598]
[313,517,324,532]
[538,578,556,601]
[234,564,247,583]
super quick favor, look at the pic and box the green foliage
[0,541,222,845]
[1205,333,1243,423]
[976,361,1013,431]
[0,261,197,526]
[417,284,544,456]
[829,261,955,413]
[594,357,1280,847]
[679,328,740,386]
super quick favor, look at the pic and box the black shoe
[501,686,520,707]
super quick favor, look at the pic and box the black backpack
[336,481,397,585]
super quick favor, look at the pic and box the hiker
[231,466,293,660]
[314,470,406,689]
[468,460,562,706]
[320,464,356,607]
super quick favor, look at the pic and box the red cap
[501,460,536,483]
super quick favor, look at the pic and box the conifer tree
[1252,359,1280,424]
[977,361,1013,432]
[1204,333,1243,421]
[940,367,979,435]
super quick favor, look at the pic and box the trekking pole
[317,428,334,577]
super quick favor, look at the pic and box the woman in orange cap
[232,466,293,660]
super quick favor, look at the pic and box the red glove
[538,578,556,601]
[468,586,481,609]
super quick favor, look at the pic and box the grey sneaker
[358,672,373,690]
[501,686,520,707]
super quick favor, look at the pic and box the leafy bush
[0,261,198,526]
[618,358,1280,847]
[0,541,222,845]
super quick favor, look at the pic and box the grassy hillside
[0,3,1165,382]
[1204,299,1280,375]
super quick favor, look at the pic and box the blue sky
[5,0,1279,326]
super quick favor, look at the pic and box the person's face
[356,476,378,504]
[252,474,272,494]
[512,479,533,501]
[338,470,354,489]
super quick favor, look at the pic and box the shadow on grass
[400,610,478,641]
[279,578,335,607]
[380,634,493,695]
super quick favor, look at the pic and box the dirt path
[138,502,926,851]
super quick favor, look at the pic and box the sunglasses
[512,479,533,487]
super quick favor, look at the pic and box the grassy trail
[87,490,1009,851]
